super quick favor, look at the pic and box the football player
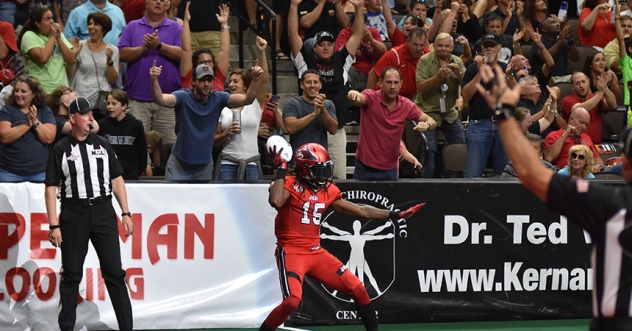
[261,142,424,331]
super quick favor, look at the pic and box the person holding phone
[0,75,56,182]
[213,36,270,180]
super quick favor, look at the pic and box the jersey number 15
[301,201,326,226]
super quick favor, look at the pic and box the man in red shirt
[561,72,617,144]
[366,28,431,99]
[544,107,606,172]
[260,141,424,331]
[0,21,19,92]
[349,67,437,179]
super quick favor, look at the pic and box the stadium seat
[520,43,533,63]
[160,142,174,168]
[554,82,573,100]
[567,45,597,74]
[593,172,624,179]
[442,143,468,178]
[602,110,625,142]
[567,18,580,45]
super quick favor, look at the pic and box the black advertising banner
[287,180,613,326]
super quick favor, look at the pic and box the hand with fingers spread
[184,1,191,22]
[0,56,24,88]
[269,144,288,170]
[513,28,525,44]
[150,60,163,81]
[217,3,229,25]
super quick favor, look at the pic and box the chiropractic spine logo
[320,190,414,302]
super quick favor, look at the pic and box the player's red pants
[262,246,372,330]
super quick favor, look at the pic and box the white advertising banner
[0,182,281,331]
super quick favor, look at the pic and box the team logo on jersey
[66,153,80,162]
[292,183,304,193]
[90,148,107,157]
[318,190,415,302]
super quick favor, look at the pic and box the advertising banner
[0,180,604,330]
[292,181,595,325]
[0,183,280,330]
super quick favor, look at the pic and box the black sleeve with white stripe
[546,174,622,235]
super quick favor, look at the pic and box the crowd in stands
[0,0,629,182]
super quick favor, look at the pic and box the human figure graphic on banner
[321,220,394,296]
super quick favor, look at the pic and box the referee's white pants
[328,127,347,180]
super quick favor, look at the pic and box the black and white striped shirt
[548,175,632,319]
[45,133,123,200]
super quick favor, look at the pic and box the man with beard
[348,67,436,180]
[530,18,579,79]
[461,32,515,177]
[415,33,466,178]
[150,63,263,180]
[561,72,617,144]
[543,107,606,172]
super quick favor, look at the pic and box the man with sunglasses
[543,106,606,172]
[150,63,264,180]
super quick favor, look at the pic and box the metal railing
[227,0,277,95]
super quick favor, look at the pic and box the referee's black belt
[591,317,632,331]
[62,195,112,207]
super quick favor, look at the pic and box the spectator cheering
[151,62,263,181]
[98,90,148,180]
[0,75,56,182]
[543,107,606,171]
[179,2,229,91]
[69,13,119,110]
[557,144,596,178]
[561,72,617,144]
[18,7,75,94]
[283,69,338,160]
[213,36,270,180]
[579,0,616,48]
[531,18,578,79]
[63,0,126,47]
[583,52,623,104]
[368,28,430,99]
[298,0,349,50]
[289,0,365,180]
[415,33,466,178]
[118,0,182,144]
[348,67,436,180]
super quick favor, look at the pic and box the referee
[45,97,134,331]
[477,66,632,331]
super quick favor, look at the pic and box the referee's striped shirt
[548,174,632,320]
[45,133,123,200]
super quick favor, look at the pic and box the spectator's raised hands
[595,2,612,13]
[597,72,608,92]
[348,90,361,102]
[455,35,468,45]
[513,28,525,44]
[27,105,38,127]
[546,85,558,103]
[184,1,191,22]
[606,69,616,85]
[291,0,302,6]
[530,28,543,44]
[249,59,264,81]
[561,25,572,40]
[0,56,24,89]
[52,23,62,39]
[437,64,452,78]
[105,47,113,64]
[150,60,163,80]
[70,36,82,55]
[216,3,229,25]
[314,93,325,115]
[516,0,524,16]
[347,0,363,9]
[256,36,268,52]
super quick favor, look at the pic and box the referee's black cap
[622,127,632,159]
[69,97,99,115]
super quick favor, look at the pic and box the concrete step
[229,59,296,75]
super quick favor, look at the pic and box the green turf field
[158,319,591,331]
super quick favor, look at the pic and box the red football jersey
[274,175,342,253]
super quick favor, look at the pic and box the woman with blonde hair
[558,144,595,178]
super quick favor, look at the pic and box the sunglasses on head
[571,152,586,161]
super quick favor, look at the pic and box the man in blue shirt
[150,63,264,180]
[63,0,126,46]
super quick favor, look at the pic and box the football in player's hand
[266,135,292,162]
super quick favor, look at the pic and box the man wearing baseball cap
[45,96,135,331]
[288,0,365,180]
[150,62,264,180]
[461,32,516,178]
